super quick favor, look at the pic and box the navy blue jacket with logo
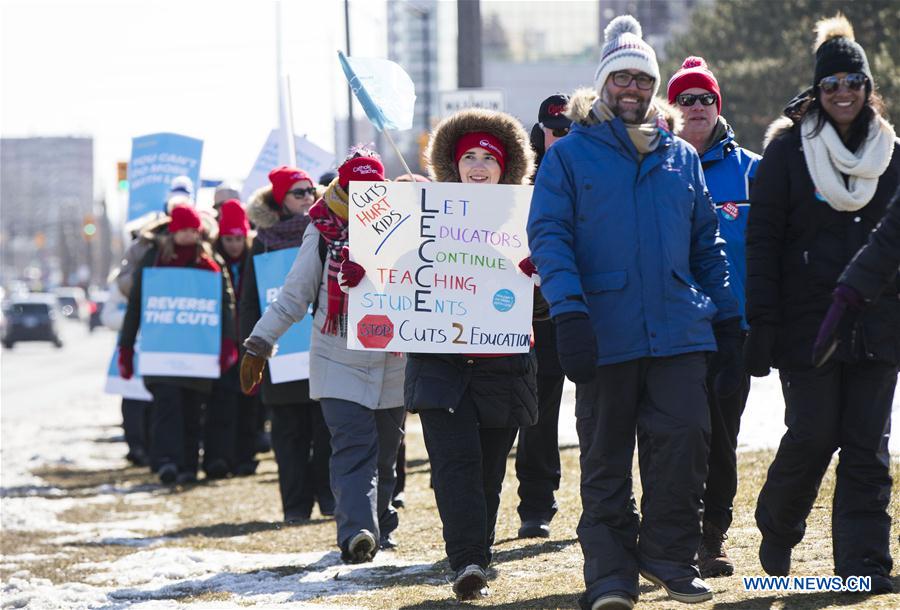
[699,125,760,328]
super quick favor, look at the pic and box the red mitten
[118,346,135,380]
[518,256,541,287]
[220,338,239,372]
[339,246,366,288]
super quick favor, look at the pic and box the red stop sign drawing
[357,314,394,349]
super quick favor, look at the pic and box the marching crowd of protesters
[103,12,899,608]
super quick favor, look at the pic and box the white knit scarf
[801,111,895,212]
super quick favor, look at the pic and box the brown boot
[698,522,734,577]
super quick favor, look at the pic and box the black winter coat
[840,188,900,301]
[746,120,900,368]
[404,352,538,428]
[239,237,314,406]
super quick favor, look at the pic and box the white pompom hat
[594,15,660,98]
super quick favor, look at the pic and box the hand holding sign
[339,247,366,293]
[118,346,135,380]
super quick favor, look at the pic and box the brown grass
[3,413,899,609]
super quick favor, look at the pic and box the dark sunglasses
[286,187,316,198]
[676,92,718,107]
[818,72,867,94]
[549,127,570,137]
[610,71,655,90]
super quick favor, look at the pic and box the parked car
[55,287,88,320]
[2,294,63,348]
[87,290,109,332]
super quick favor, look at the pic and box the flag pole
[382,129,414,178]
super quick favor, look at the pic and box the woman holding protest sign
[201,199,259,480]
[240,151,405,564]
[238,167,334,523]
[386,109,538,600]
[118,203,237,486]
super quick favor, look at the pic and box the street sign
[437,89,505,118]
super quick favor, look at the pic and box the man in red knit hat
[667,56,761,579]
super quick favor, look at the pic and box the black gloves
[711,317,744,398]
[554,312,598,383]
[743,324,776,377]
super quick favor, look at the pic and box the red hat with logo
[268,166,313,205]
[667,56,722,113]
[168,203,202,233]
[454,132,507,175]
[218,199,249,236]
[337,155,386,190]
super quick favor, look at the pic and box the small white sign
[437,89,505,118]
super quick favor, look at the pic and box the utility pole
[457,0,482,88]
[345,0,356,149]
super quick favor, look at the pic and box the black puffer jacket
[746,117,900,367]
[405,352,538,428]
[840,187,900,301]
[238,186,314,406]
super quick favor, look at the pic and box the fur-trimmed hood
[425,108,535,185]
[247,183,326,229]
[564,87,684,134]
[763,116,796,151]
[247,185,282,229]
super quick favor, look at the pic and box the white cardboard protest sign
[347,181,533,353]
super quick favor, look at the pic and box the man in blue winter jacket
[667,56,760,579]
[527,16,741,610]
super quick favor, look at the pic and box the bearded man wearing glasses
[528,15,740,610]
[666,56,761,581]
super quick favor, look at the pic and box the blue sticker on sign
[492,289,516,312]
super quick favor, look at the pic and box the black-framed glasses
[676,92,718,107]
[818,73,867,94]
[610,71,655,90]
[286,187,316,198]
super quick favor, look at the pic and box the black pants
[515,372,564,523]
[148,384,205,475]
[419,394,518,572]
[203,366,259,471]
[394,412,407,498]
[270,401,334,518]
[703,345,751,533]
[122,398,152,456]
[576,354,709,604]
[756,359,896,578]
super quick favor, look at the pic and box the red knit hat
[169,203,202,233]
[454,132,506,175]
[338,156,385,190]
[667,56,722,113]
[268,166,313,205]
[218,199,249,236]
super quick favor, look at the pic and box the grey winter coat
[249,222,405,410]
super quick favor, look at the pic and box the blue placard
[128,133,203,222]
[138,268,221,378]
[254,247,312,382]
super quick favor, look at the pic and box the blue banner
[254,248,312,382]
[128,133,203,222]
[138,268,221,378]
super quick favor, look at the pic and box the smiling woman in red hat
[238,166,334,523]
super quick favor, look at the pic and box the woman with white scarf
[744,14,899,594]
